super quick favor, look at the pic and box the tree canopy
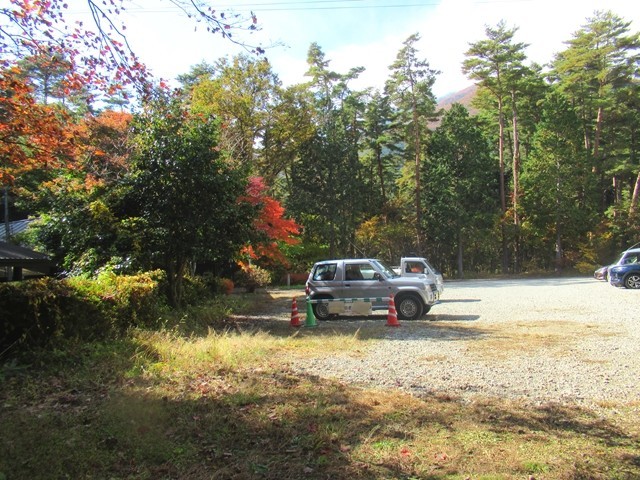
[3,5,640,295]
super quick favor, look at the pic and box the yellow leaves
[88,200,115,223]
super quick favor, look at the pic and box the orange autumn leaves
[0,68,76,185]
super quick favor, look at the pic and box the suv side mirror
[373,272,383,281]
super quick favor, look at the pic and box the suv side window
[313,263,337,281]
[346,263,377,281]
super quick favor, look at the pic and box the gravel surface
[283,277,640,407]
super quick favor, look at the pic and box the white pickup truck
[394,257,444,296]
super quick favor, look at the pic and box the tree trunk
[375,144,386,206]
[412,92,422,252]
[555,161,563,273]
[497,97,508,273]
[630,169,640,216]
[511,89,521,273]
[166,255,187,308]
[613,176,621,219]
[592,105,610,213]
[592,105,604,161]
[555,228,563,273]
[457,232,464,279]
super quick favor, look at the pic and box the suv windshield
[372,259,400,279]
[424,259,439,273]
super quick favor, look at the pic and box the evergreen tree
[288,43,367,258]
[551,10,640,221]
[521,90,596,270]
[126,91,253,306]
[385,33,439,252]
[423,104,498,277]
[361,90,398,210]
[463,20,529,272]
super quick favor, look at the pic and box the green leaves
[126,92,252,306]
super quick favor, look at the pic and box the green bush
[71,270,167,330]
[0,278,96,355]
[180,274,214,306]
[0,272,166,358]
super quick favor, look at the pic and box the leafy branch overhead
[0,0,263,97]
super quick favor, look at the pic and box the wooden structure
[0,241,54,281]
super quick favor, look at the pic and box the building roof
[0,218,34,242]
[0,241,53,269]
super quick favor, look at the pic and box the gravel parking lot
[286,277,640,407]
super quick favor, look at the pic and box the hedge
[0,271,165,357]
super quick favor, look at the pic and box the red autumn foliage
[1,0,263,97]
[1,0,150,96]
[240,176,301,266]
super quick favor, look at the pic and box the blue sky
[76,0,640,98]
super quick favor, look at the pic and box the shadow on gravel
[256,318,492,343]
[390,324,491,342]
[310,313,481,323]
[428,313,480,322]
[437,298,481,303]
[455,277,594,288]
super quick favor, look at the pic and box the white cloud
[293,0,639,97]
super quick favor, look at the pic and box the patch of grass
[2,293,640,479]
[458,320,619,360]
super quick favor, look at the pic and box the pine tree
[463,20,528,272]
[385,33,438,252]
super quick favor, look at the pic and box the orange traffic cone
[386,294,400,327]
[290,297,302,327]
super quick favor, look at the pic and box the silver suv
[305,258,438,320]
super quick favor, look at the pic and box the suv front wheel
[624,273,640,289]
[396,294,423,320]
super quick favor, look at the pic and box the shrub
[235,264,271,293]
[199,273,234,295]
[0,278,94,355]
[180,274,213,306]
[0,272,166,358]
[215,277,235,295]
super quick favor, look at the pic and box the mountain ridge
[436,84,477,113]
[429,84,478,128]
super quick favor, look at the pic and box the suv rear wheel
[396,294,423,320]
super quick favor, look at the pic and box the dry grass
[425,319,618,361]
